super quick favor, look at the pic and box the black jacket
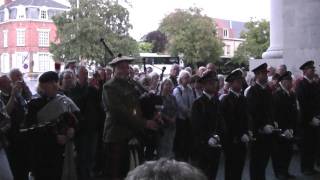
[191,94,223,148]
[246,83,274,134]
[273,88,298,130]
[296,78,320,127]
[220,91,249,143]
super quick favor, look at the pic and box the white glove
[274,121,279,129]
[208,137,218,147]
[310,117,320,127]
[281,129,293,139]
[128,138,139,145]
[241,134,250,143]
[263,124,274,134]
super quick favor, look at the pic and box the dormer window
[17,5,26,19]
[223,29,229,38]
[40,10,47,20]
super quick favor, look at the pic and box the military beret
[278,71,292,81]
[198,70,218,83]
[109,54,135,66]
[299,60,315,70]
[39,71,59,83]
[225,69,243,83]
[252,63,268,74]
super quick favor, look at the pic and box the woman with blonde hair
[157,79,178,158]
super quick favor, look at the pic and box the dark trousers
[33,137,64,180]
[105,142,130,179]
[75,132,98,180]
[272,136,293,176]
[174,118,191,162]
[250,135,272,180]
[6,134,30,180]
[224,142,247,180]
[192,146,221,180]
[300,126,318,172]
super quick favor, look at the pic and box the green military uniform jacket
[102,77,145,143]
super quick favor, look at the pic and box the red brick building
[0,0,69,73]
[214,18,246,59]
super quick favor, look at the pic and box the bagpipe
[20,112,77,136]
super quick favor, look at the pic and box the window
[38,30,50,47]
[38,53,52,72]
[16,29,25,46]
[12,52,27,70]
[3,30,8,48]
[17,6,25,19]
[40,10,47,20]
[226,45,231,55]
[1,53,10,73]
[223,29,229,38]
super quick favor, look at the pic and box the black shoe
[276,174,287,180]
[286,173,296,179]
[302,169,319,176]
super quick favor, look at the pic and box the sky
[127,0,270,40]
[56,0,270,41]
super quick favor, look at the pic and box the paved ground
[95,152,320,180]
[215,153,320,180]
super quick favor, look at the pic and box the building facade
[214,18,246,59]
[0,0,69,73]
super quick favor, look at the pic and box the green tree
[142,30,167,53]
[159,8,223,65]
[233,19,270,65]
[138,42,153,53]
[50,0,138,66]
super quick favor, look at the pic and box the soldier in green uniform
[102,55,159,180]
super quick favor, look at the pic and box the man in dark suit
[221,69,250,180]
[295,60,320,175]
[247,63,276,180]
[272,71,297,179]
[191,70,223,180]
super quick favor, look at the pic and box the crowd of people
[0,55,319,180]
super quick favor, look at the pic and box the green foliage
[233,19,270,65]
[142,30,167,53]
[50,0,138,66]
[159,7,223,65]
[138,42,153,53]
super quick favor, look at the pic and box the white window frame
[40,10,47,20]
[1,53,10,73]
[226,45,231,55]
[223,29,229,38]
[3,30,8,48]
[37,53,53,72]
[37,29,50,47]
[16,28,25,47]
[17,5,26,19]
[12,52,27,70]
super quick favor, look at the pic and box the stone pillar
[282,0,320,74]
[262,0,283,59]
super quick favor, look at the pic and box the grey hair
[177,70,191,85]
[149,71,159,79]
[125,158,207,180]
